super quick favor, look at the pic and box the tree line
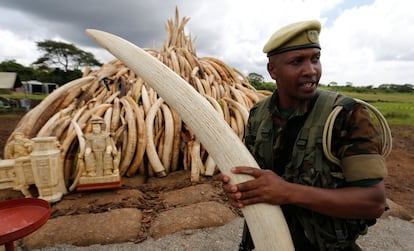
[247,73,413,93]
[0,40,102,85]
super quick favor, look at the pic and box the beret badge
[307,30,319,43]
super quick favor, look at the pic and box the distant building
[22,80,59,95]
[0,72,22,94]
[1,71,58,95]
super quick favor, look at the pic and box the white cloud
[186,0,324,80]
[320,0,414,85]
[0,30,39,65]
[320,0,344,13]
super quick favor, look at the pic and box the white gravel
[25,216,414,251]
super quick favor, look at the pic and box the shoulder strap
[290,90,338,170]
[244,96,274,169]
[245,96,272,141]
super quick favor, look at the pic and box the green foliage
[1,40,101,86]
[35,68,82,85]
[0,60,36,81]
[0,60,82,85]
[378,83,414,92]
[33,40,102,72]
[253,82,276,91]
[247,72,264,85]
[247,72,276,91]
[321,83,413,94]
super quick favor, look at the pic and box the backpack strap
[245,96,274,170]
[289,90,338,171]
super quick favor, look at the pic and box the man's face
[267,48,322,108]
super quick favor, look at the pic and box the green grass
[332,91,413,103]
[369,102,413,126]
[0,92,46,100]
[320,89,414,126]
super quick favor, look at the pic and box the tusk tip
[85,29,106,39]
[85,28,98,35]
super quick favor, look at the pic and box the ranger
[218,20,388,251]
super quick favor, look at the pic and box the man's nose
[303,61,317,76]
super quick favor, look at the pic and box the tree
[0,59,83,85]
[0,60,35,81]
[35,68,83,85]
[247,72,264,85]
[247,72,275,91]
[247,72,265,89]
[32,40,102,72]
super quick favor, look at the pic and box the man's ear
[267,62,277,80]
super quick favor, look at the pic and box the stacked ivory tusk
[5,8,270,184]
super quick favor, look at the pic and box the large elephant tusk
[86,29,294,251]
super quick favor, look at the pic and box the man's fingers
[213,172,230,183]
[238,188,261,201]
[232,166,261,177]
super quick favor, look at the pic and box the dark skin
[268,47,321,109]
[217,48,386,219]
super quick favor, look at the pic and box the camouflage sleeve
[333,103,388,182]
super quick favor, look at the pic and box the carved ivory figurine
[3,132,34,197]
[5,132,33,159]
[0,134,66,203]
[77,115,120,191]
[83,115,118,177]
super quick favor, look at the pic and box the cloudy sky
[0,0,412,86]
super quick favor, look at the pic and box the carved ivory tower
[30,137,66,203]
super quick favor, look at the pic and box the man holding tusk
[217,20,388,251]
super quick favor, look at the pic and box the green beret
[263,20,321,57]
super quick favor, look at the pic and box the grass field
[322,89,414,126]
[0,92,46,100]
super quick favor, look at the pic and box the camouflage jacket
[243,90,387,251]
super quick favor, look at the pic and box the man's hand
[217,166,387,219]
[216,166,291,208]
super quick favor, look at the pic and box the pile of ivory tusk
[5,8,271,185]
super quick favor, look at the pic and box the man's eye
[291,59,302,65]
[312,56,320,63]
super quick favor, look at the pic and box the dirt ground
[1,112,413,218]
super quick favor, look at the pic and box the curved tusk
[86,29,294,251]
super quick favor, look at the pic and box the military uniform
[239,20,388,251]
[242,90,387,251]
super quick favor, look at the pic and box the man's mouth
[302,82,314,87]
[299,81,317,88]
